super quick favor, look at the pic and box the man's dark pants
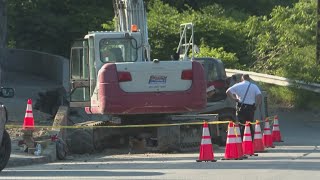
[236,103,255,139]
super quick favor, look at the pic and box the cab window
[99,38,137,63]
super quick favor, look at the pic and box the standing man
[226,74,262,138]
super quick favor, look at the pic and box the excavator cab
[69,31,142,109]
[193,58,229,102]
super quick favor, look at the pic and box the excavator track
[155,114,219,152]
[65,114,220,154]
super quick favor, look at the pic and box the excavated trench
[62,110,225,155]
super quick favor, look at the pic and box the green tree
[213,0,298,16]
[195,44,239,68]
[246,0,320,82]
[146,0,181,60]
[146,0,250,67]
[8,0,114,57]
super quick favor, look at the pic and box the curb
[5,105,68,169]
[6,141,57,168]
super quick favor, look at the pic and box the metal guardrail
[226,69,320,93]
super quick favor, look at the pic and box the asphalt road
[1,110,320,180]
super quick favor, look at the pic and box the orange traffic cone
[272,115,283,142]
[235,123,247,159]
[263,118,275,148]
[22,99,35,130]
[253,120,266,153]
[196,121,216,162]
[222,121,242,160]
[242,121,258,156]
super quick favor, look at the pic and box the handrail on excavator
[176,23,195,61]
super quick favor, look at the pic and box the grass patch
[258,82,320,110]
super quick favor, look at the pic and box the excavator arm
[112,0,150,60]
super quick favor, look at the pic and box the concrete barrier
[52,105,69,141]
[3,48,69,91]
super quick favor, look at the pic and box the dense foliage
[246,0,320,82]
[7,0,114,56]
[6,0,320,84]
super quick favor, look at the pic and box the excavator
[65,0,268,153]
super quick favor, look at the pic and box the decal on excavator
[148,75,167,85]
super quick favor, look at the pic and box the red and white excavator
[67,0,267,152]
[69,0,206,116]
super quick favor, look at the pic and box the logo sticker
[148,75,167,84]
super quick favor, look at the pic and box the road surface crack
[292,145,319,160]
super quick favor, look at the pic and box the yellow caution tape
[5,120,232,129]
[235,115,278,126]
[5,115,277,129]
[234,125,238,137]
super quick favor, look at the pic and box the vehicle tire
[56,138,68,160]
[217,110,236,147]
[0,130,11,172]
[216,124,228,146]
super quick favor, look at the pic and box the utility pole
[317,0,320,64]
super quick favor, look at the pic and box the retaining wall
[3,48,69,91]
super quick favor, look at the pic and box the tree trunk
[0,0,7,83]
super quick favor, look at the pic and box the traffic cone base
[272,115,284,142]
[196,160,217,162]
[253,120,266,153]
[196,122,216,162]
[263,119,275,148]
[197,143,217,162]
[242,155,249,159]
[222,122,243,160]
[272,131,284,142]
[221,138,243,160]
[235,124,247,159]
[242,121,258,156]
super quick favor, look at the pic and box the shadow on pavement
[1,170,164,177]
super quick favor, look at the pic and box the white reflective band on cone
[236,131,241,137]
[243,136,252,141]
[254,134,262,139]
[243,128,252,141]
[273,126,280,131]
[255,127,261,132]
[264,130,271,135]
[235,126,240,133]
[234,127,240,137]
[228,127,235,135]
[265,122,270,128]
[201,138,212,145]
[26,104,32,110]
[236,137,242,143]
[25,113,34,118]
[236,129,241,143]
[244,127,250,133]
[202,128,210,136]
[227,138,237,144]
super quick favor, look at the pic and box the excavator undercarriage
[65,112,222,154]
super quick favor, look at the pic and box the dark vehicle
[0,87,15,172]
